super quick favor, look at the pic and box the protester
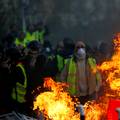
[60,40,102,105]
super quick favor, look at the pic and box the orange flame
[33,77,80,120]
[33,33,120,120]
[84,33,120,120]
[98,33,120,97]
[84,97,109,120]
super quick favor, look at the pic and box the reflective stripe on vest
[67,58,76,95]
[12,63,27,103]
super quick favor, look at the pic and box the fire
[84,33,120,120]
[98,33,120,97]
[33,77,80,120]
[84,97,109,120]
[33,33,120,120]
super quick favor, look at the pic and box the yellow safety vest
[15,38,25,47]
[39,30,45,45]
[57,55,64,72]
[88,57,101,83]
[67,57,101,95]
[67,58,76,95]
[24,32,36,46]
[33,30,39,41]
[12,63,27,103]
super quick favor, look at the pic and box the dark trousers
[78,92,96,105]
[81,115,85,120]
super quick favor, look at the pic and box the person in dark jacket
[0,49,16,114]
[42,40,58,79]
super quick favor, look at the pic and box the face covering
[46,47,51,53]
[76,48,86,60]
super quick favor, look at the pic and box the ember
[33,77,80,120]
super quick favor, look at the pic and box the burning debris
[33,77,80,120]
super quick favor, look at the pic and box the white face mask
[76,48,86,59]
[46,47,51,52]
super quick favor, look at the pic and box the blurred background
[0,0,120,46]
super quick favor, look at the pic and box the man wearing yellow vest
[12,63,27,102]
[11,61,28,114]
[54,41,66,81]
[24,28,36,47]
[60,40,102,105]
[11,41,41,115]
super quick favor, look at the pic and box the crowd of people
[0,23,113,118]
